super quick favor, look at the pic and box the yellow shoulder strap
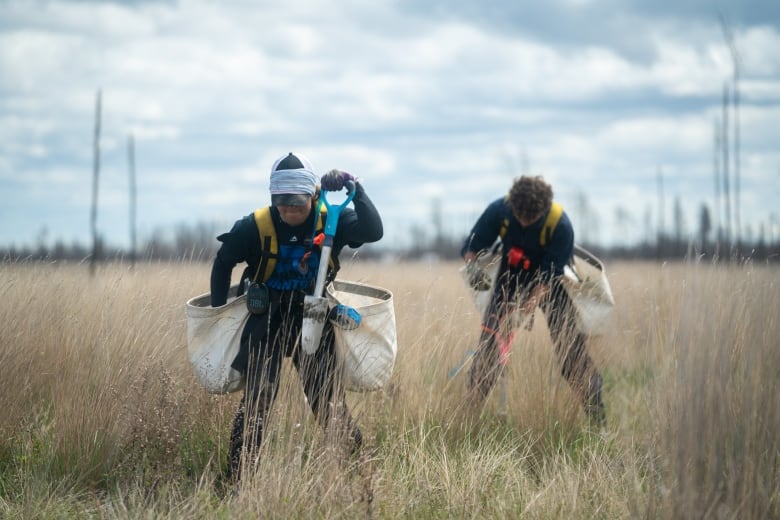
[540,202,563,247]
[499,218,509,239]
[252,205,334,282]
[318,206,327,233]
[252,207,278,282]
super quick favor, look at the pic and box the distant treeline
[2,220,778,264]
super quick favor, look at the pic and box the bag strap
[540,202,563,247]
[252,207,278,282]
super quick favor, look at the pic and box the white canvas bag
[561,246,615,336]
[459,251,502,319]
[326,280,397,392]
[460,245,614,336]
[185,285,246,394]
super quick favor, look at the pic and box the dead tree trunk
[128,134,137,268]
[90,89,102,275]
[722,83,731,248]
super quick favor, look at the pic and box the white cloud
[739,26,780,75]
[652,40,730,95]
[0,0,778,251]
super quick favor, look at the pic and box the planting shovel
[301,181,356,355]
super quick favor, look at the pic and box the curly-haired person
[462,175,605,425]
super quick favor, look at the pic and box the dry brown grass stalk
[0,258,777,518]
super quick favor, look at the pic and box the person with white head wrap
[209,151,383,485]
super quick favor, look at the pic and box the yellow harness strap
[498,199,564,247]
[252,207,278,282]
[251,205,330,282]
[540,202,563,247]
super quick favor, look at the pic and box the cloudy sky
[2,0,779,252]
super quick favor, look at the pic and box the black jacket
[462,197,574,285]
[210,183,383,306]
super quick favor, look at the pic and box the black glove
[466,262,492,291]
[321,169,357,192]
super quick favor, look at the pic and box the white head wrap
[269,152,318,196]
[269,169,318,196]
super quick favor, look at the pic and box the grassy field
[0,257,778,518]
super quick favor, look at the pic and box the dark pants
[468,278,605,421]
[227,290,362,481]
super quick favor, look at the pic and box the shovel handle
[311,245,332,298]
[310,185,355,298]
[320,182,356,237]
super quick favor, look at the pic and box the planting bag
[561,247,615,336]
[461,246,614,336]
[185,285,246,394]
[326,280,397,392]
[459,252,502,319]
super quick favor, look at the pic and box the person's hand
[321,169,357,192]
[466,262,492,291]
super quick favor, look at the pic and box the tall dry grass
[0,257,777,518]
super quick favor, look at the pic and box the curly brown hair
[507,175,553,221]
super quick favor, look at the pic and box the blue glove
[321,169,357,192]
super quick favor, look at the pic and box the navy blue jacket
[461,197,574,284]
[210,183,382,306]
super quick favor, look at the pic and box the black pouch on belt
[245,280,270,315]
